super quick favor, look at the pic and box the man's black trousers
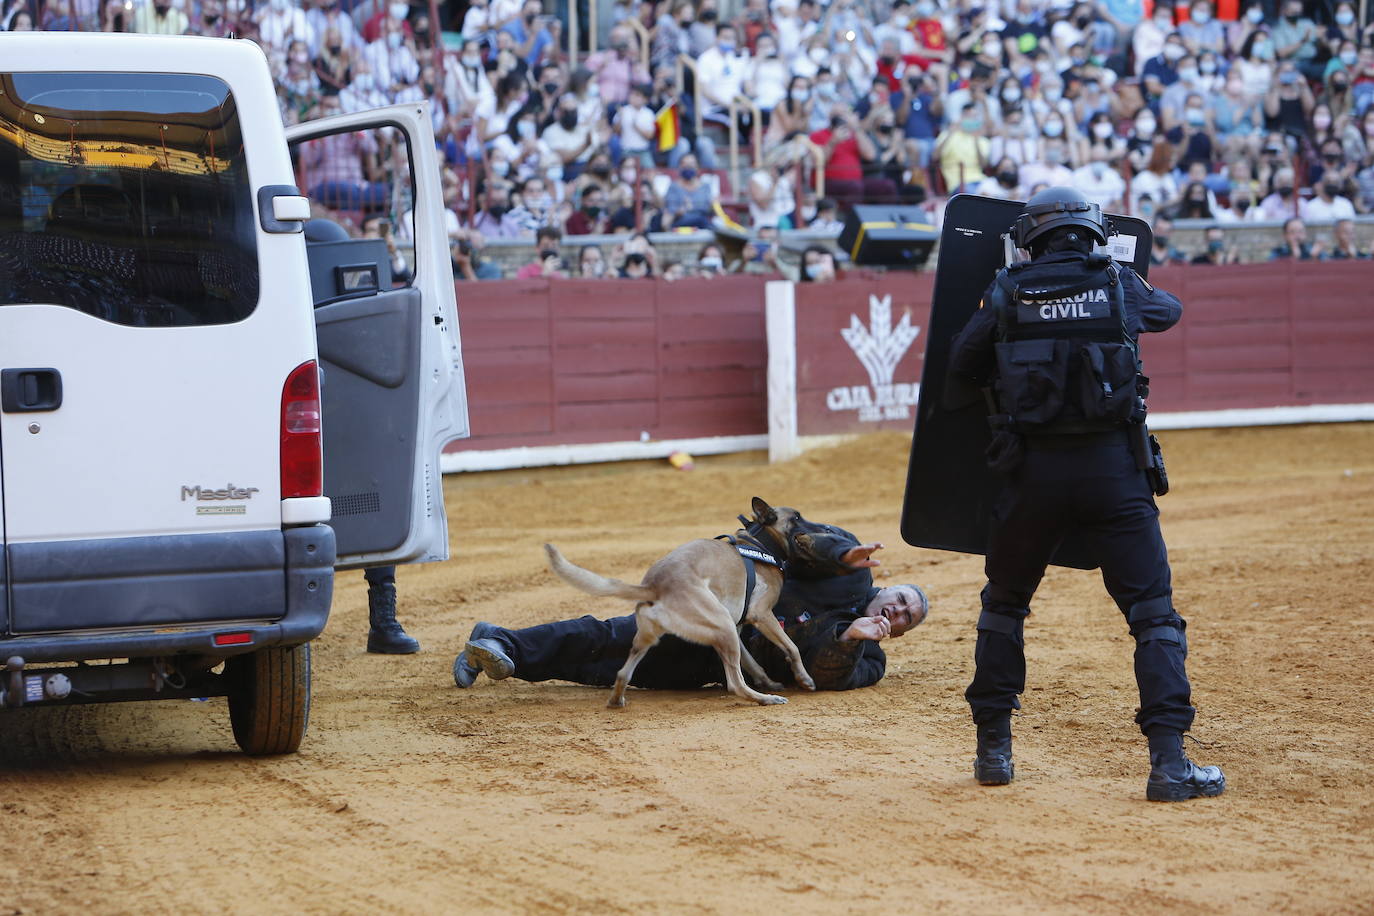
[965,435,1196,735]
[488,614,725,689]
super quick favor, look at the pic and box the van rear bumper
[0,525,335,663]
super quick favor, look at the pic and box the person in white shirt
[747,146,797,228]
[256,0,316,66]
[1300,181,1357,222]
[695,23,749,117]
[446,39,497,121]
[363,15,420,102]
[614,84,658,167]
[1071,155,1127,211]
[542,93,599,177]
[745,32,790,114]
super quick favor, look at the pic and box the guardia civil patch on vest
[1016,286,1112,324]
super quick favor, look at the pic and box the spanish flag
[656,101,680,153]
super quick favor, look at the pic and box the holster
[1129,417,1169,497]
[985,414,1025,475]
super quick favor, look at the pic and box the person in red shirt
[909,0,954,71]
[565,184,611,235]
[808,104,898,205]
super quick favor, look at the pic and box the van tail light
[281,360,323,498]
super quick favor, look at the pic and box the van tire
[227,643,311,755]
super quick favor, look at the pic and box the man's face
[863,586,928,637]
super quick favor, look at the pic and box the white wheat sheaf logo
[827,294,922,422]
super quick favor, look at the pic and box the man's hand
[840,542,884,568]
[842,615,892,641]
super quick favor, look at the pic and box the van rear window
[0,72,259,326]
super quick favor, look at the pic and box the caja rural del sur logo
[827,294,921,423]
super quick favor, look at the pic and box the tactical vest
[988,255,1140,434]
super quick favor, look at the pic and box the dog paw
[756,694,788,705]
[758,679,785,692]
[606,695,627,709]
[797,675,816,691]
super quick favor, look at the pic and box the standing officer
[945,187,1225,802]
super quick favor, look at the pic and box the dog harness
[715,530,786,626]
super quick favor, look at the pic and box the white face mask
[1044,119,1064,137]
[699,255,723,270]
[463,54,481,68]
[791,88,810,102]
[1092,121,1113,139]
[389,2,408,20]
[1246,6,1263,22]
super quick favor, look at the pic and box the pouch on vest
[993,337,1069,426]
[1077,342,1138,421]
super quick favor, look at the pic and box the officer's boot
[974,715,1014,785]
[366,579,420,654]
[1145,730,1225,801]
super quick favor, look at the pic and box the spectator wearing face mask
[1190,226,1239,265]
[974,156,1023,200]
[1226,2,1266,57]
[1264,60,1315,145]
[1216,187,1259,224]
[502,0,555,69]
[541,94,598,181]
[1133,5,1175,77]
[1143,34,1186,90]
[516,226,566,279]
[1178,1,1226,58]
[696,242,727,277]
[1301,176,1357,222]
[1021,137,1075,190]
[258,0,319,71]
[696,23,750,120]
[613,83,657,168]
[1150,215,1187,265]
[364,14,420,101]
[1173,93,1216,173]
[799,245,837,283]
[472,182,525,238]
[656,154,715,229]
[587,24,650,107]
[1272,0,1323,83]
[1233,28,1277,100]
[1256,166,1300,221]
[507,176,556,235]
[578,244,608,278]
[1072,155,1126,211]
[934,103,989,194]
[566,184,610,235]
[447,40,496,124]
[909,0,952,71]
[1130,138,1179,216]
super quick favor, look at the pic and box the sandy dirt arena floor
[2,423,1372,914]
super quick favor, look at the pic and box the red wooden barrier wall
[447,263,1374,455]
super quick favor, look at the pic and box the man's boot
[1145,731,1225,801]
[974,716,1014,785]
[366,578,420,654]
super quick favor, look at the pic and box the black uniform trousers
[486,615,726,689]
[965,434,1196,736]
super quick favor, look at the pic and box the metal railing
[676,54,703,142]
[726,95,763,189]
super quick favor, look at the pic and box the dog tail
[544,544,658,603]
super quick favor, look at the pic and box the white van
[0,34,468,753]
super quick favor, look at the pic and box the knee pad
[976,608,1025,637]
[1127,596,1189,651]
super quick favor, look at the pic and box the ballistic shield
[899,194,1153,570]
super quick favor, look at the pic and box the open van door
[286,103,469,569]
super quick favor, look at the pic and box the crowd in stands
[8,0,1373,276]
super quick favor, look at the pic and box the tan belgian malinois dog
[544,497,816,707]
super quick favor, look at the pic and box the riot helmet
[1011,186,1110,253]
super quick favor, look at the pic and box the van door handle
[1,368,63,412]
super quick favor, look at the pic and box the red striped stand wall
[443,265,1374,471]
